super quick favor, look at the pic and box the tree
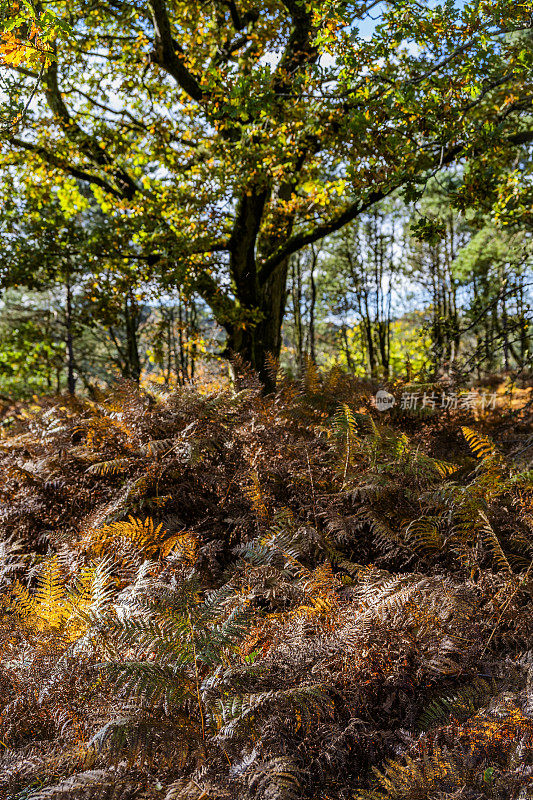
[0,188,156,391]
[0,190,98,394]
[1,0,532,389]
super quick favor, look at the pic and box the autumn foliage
[0,369,531,799]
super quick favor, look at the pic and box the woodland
[0,1,533,799]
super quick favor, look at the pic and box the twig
[481,558,533,656]
[0,60,45,135]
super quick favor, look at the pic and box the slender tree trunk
[190,299,198,380]
[362,292,376,378]
[177,293,188,384]
[65,274,76,395]
[308,246,317,364]
[473,275,482,381]
[518,280,529,362]
[125,289,141,383]
[166,309,173,387]
[291,255,304,375]
[341,324,354,371]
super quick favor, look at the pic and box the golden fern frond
[462,426,497,460]
[87,457,134,476]
[160,531,198,562]
[34,555,68,628]
[433,459,460,477]
[302,356,321,395]
[84,516,166,558]
[4,578,36,618]
[245,471,271,524]
[265,352,280,386]
[293,563,341,620]
[300,563,340,599]
[323,364,343,394]
[355,751,467,800]
[74,412,136,448]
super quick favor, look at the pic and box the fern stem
[187,608,206,742]
[306,449,318,530]
[342,427,350,490]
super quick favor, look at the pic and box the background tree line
[0,175,531,398]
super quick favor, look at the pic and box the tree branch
[273,0,317,96]
[191,270,236,325]
[43,60,139,199]
[259,118,533,284]
[259,186,395,283]
[148,0,204,102]
[8,137,126,198]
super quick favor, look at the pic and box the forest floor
[0,368,532,800]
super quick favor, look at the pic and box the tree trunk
[341,324,354,371]
[308,246,317,364]
[65,275,76,395]
[226,259,289,393]
[291,256,304,375]
[124,289,141,383]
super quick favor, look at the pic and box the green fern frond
[247,757,302,800]
[105,660,196,709]
[332,403,358,441]
[478,511,512,574]
[417,678,497,730]
[89,713,203,767]
[405,516,443,552]
[332,403,361,485]
[210,683,333,740]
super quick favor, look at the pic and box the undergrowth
[0,367,532,799]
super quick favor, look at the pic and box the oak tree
[1,0,532,387]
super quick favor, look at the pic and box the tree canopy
[1,0,533,386]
